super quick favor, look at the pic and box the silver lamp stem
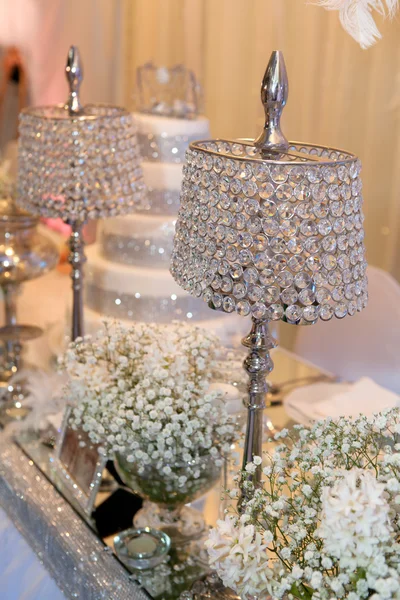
[241,318,276,495]
[69,221,86,340]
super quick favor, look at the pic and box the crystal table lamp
[171,50,368,488]
[17,46,144,340]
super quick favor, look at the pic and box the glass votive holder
[113,527,170,570]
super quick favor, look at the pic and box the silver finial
[65,46,83,115]
[254,50,289,154]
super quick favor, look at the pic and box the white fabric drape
[0,505,64,599]
[0,0,124,106]
[122,0,400,277]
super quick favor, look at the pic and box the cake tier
[101,213,176,267]
[136,161,183,216]
[85,244,222,324]
[134,112,210,164]
[83,305,245,348]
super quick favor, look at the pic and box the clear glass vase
[115,453,221,546]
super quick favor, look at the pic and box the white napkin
[314,377,399,419]
[209,382,244,414]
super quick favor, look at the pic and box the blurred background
[1,0,399,347]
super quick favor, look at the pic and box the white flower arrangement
[207,409,400,599]
[59,321,238,487]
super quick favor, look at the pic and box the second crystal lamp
[171,51,368,488]
[17,46,144,340]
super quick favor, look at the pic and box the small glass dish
[113,527,170,570]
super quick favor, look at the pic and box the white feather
[313,0,399,48]
[4,369,67,437]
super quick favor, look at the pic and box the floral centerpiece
[207,409,400,599]
[59,320,238,543]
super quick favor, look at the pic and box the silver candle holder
[171,50,368,492]
[17,46,144,340]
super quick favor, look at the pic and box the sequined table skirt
[0,442,148,600]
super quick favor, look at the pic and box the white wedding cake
[83,86,245,345]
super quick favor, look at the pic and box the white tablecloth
[0,505,65,600]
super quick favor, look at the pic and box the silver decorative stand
[171,47,368,516]
[17,46,144,341]
[241,318,276,490]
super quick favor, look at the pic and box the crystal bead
[220,277,233,292]
[230,178,242,195]
[245,198,260,216]
[294,184,311,202]
[262,219,280,236]
[254,251,270,269]
[304,237,320,255]
[243,267,259,283]
[330,201,344,217]
[311,182,328,201]
[322,166,336,184]
[306,256,320,272]
[322,254,337,271]
[238,232,253,248]
[236,300,251,316]
[318,219,332,236]
[270,165,288,183]
[253,164,269,181]
[251,302,267,319]
[289,166,304,184]
[243,180,257,197]
[253,234,269,251]
[224,159,237,176]
[231,197,244,213]
[226,246,238,261]
[288,255,305,272]
[239,163,253,180]
[296,202,313,219]
[322,236,336,253]
[313,201,329,219]
[230,264,243,280]
[306,167,322,183]
[203,287,213,303]
[335,302,348,318]
[260,269,275,285]
[276,184,293,201]
[280,220,298,237]
[223,297,235,313]
[233,282,246,299]
[276,270,294,288]
[287,238,303,254]
[248,285,263,302]
[278,203,295,219]
[294,272,311,289]
[232,143,244,156]
[259,182,275,200]
[260,199,277,217]
[320,303,334,321]
[212,293,223,308]
[337,165,349,182]
[280,286,298,304]
[264,286,280,304]
[268,303,284,320]
[315,287,331,303]
[338,254,350,270]
[299,288,316,306]
[328,184,340,200]
[300,219,318,237]
[270,236,286,254]
[271,254,287,272]
[303,305,319,322]
[331,286,344,303]
[285,304,303,322]
[328,270,342,286]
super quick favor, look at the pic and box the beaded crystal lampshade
[171,51,367,483]
[17,46,144,340]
